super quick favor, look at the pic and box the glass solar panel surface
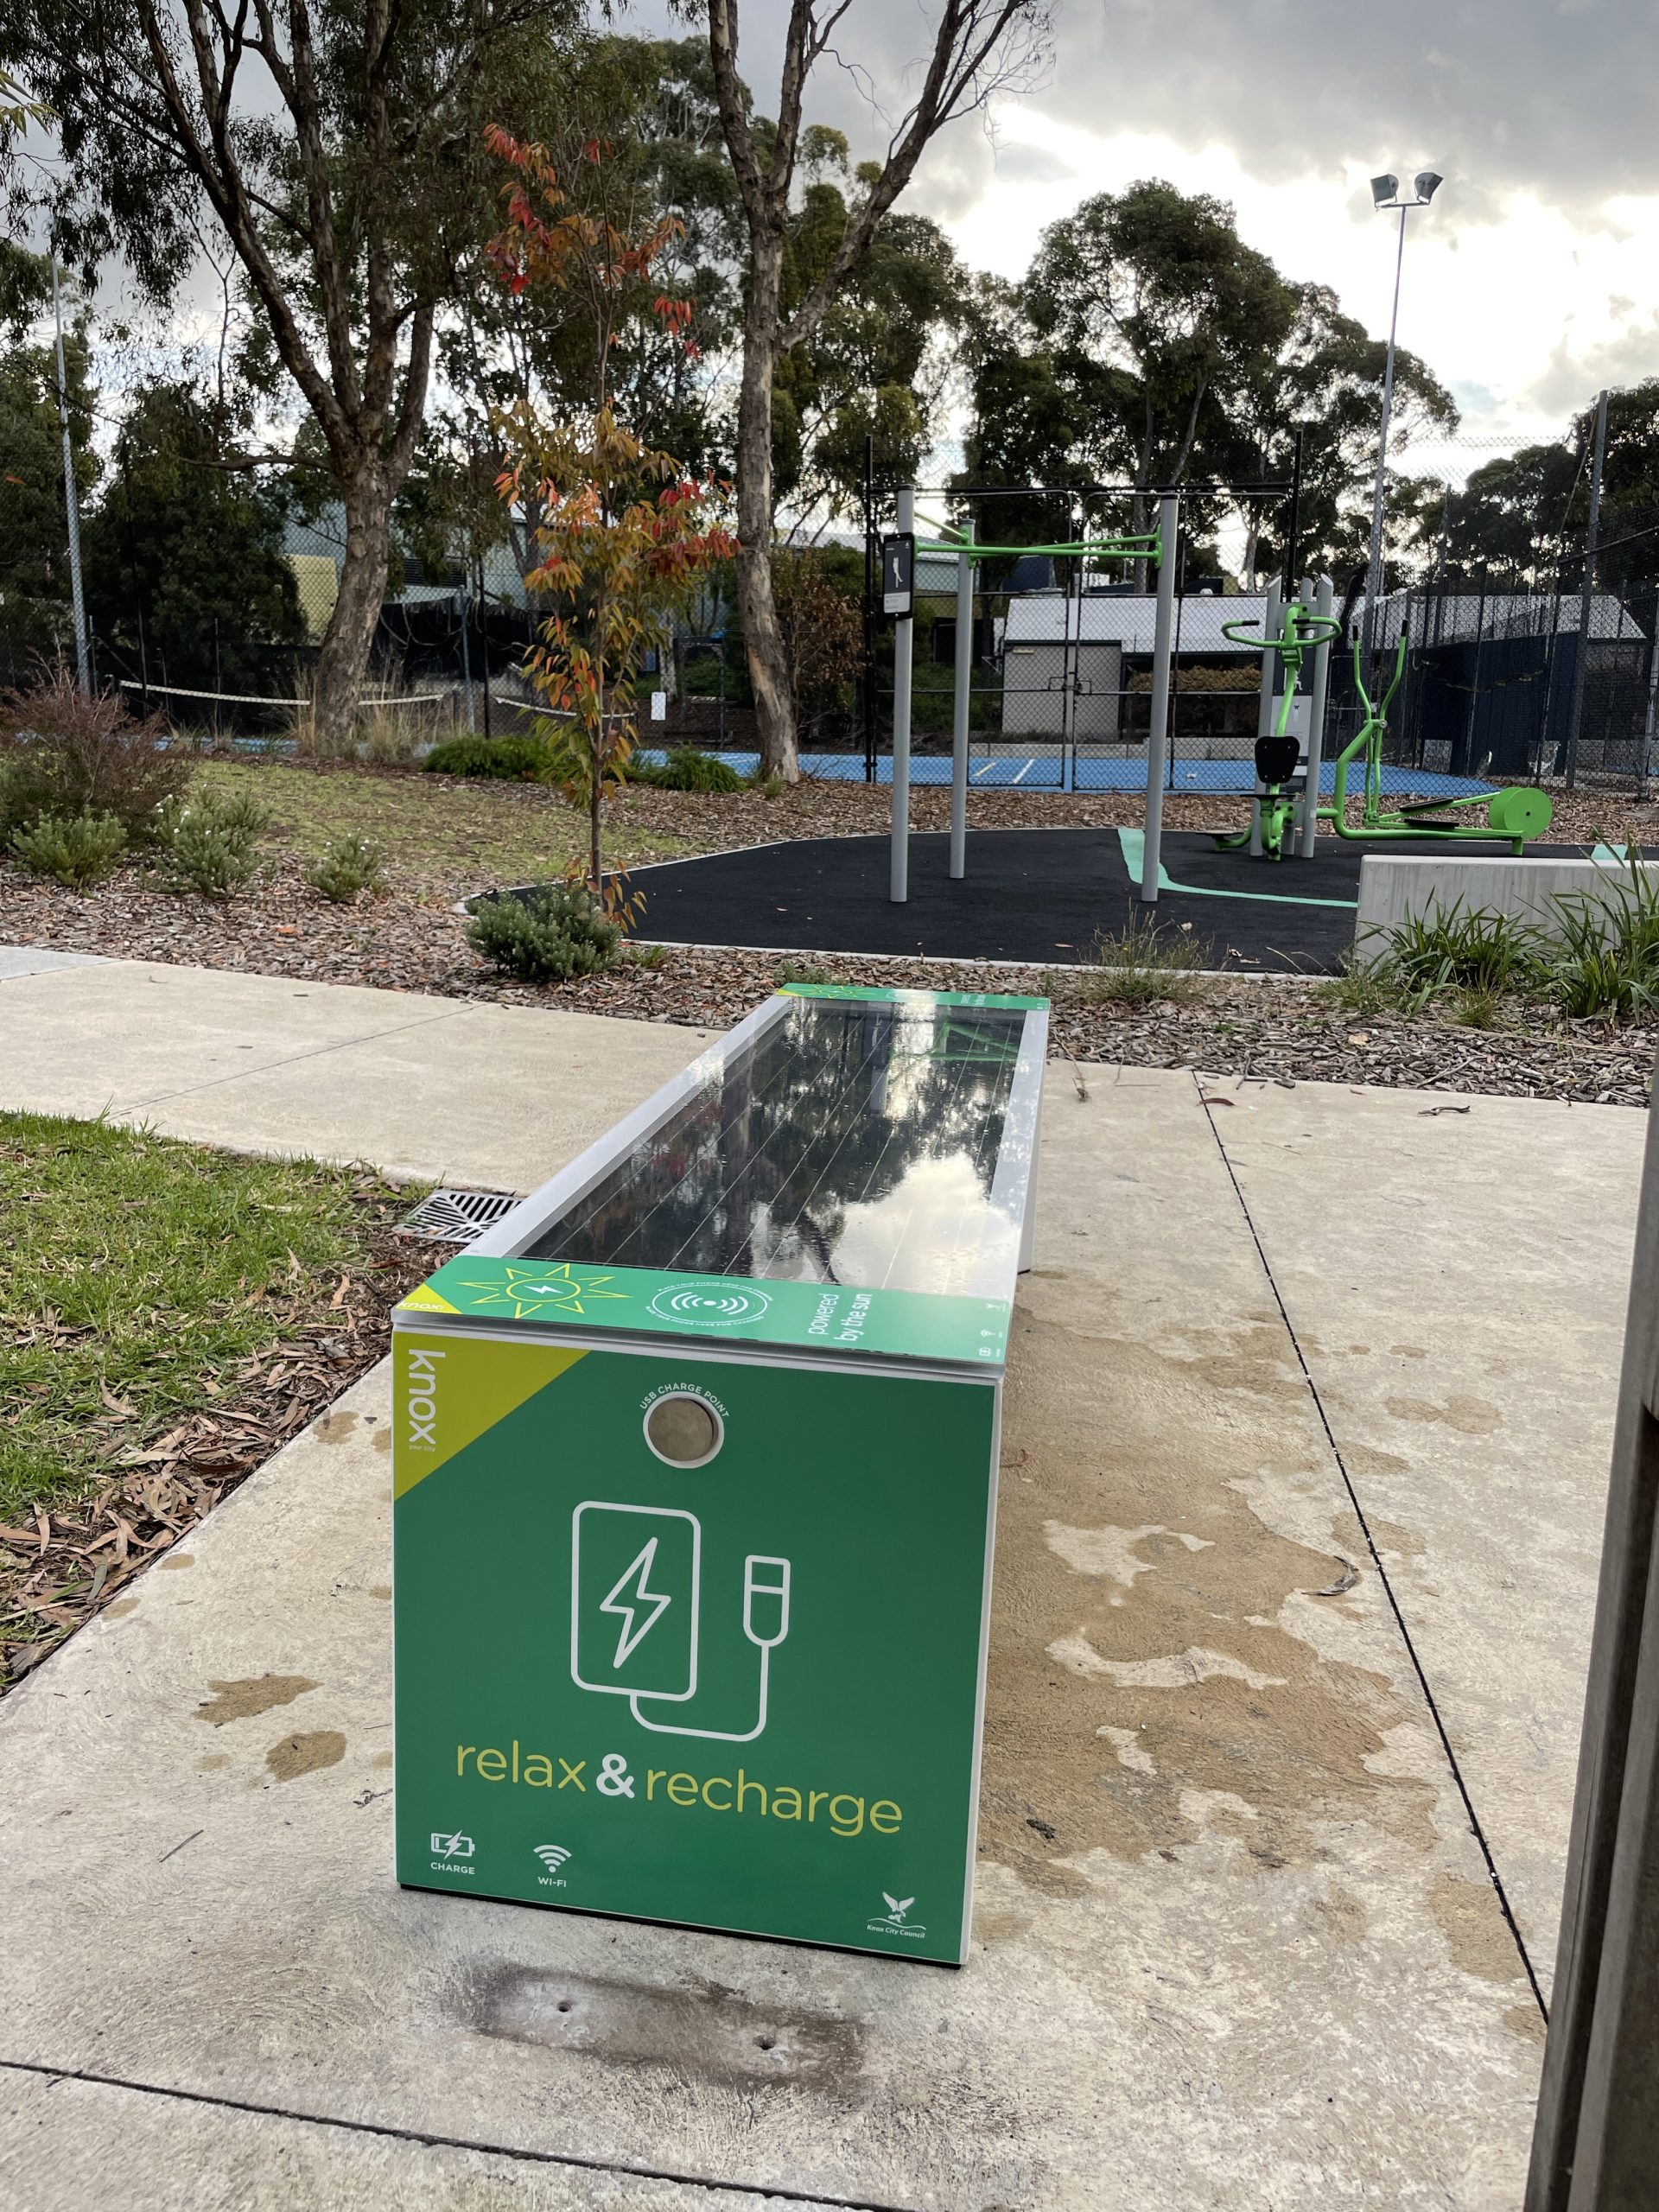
[521,994,1031,1299]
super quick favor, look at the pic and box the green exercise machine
[1215,601,1554,861]
[1320,626,1554,853]
[1212,590,1343,861]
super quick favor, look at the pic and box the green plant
[423,732,552,780]
[1449,984,1505,1029]
[1319,956,1400,1017]
[632,745,745,794]
[747,768,786,799]
[775,957,830,986]
[628,940,671,969]
[465,884,622,982]
[152,785,270,898]
[0,666,190,838]
[309,833,386,904]
[1379,901,1544,1005]
[6,809,128,887]
[1545,860,1659,1022]
[1086,912,1205,1006]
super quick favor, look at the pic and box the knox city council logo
[451,1262,630,1321]
[646,1281,772,1331]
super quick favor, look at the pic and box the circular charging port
[644,1393,723,1468]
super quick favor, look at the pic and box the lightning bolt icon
[600,1537,673,1669]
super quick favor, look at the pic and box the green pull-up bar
[915,534,1161,563]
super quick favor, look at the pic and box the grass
[0,1111,420,1527]
[192,758,696,890]
[1083,911,1206,1007]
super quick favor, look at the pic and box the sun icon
[454,1262,631,1319]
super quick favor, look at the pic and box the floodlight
[1370,173,1399,208]
[1414,170,1443,203]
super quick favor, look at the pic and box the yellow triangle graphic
[394,1332,586,1497]
[398,1283,459,1314]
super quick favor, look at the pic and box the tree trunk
[735,263,798,784]
[312,461,391,753]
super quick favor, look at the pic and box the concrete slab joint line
[125,1005,467,1109]
[0,2059,899,2212]
[1190,1067,1548,2020]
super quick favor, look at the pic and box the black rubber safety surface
[628,828,1587,973]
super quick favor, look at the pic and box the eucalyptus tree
[0,0,580,746]
[704,0,1051,780]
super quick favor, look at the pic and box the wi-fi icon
[533,1843,571,1872]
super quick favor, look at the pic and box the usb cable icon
[630,1554,791,1744]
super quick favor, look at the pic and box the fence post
[1566,388,1610,791]
[49,253,90,691]
[1138,490,1179,904]
[1640,597,1659,802]
[1526,1052,1659,2209]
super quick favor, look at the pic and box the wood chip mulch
[3,779,1654,1115]
[0,1207,452,1694]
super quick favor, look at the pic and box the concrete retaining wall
[1355,852,1655,956]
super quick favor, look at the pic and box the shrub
[466,884,621,982]
[7,810,128,888]
[632,746,744,794]
[1381,901,1543,1006]
[775,957,830,986]
[1086,912,1205,1006]
[152,786,270,898]
[628,941,671,969]
[748,769,786,799]
[309,834,386,904]
[0,667,190,839]
[1545,862,1659,1022]
[424,733,551,780]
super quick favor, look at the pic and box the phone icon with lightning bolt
[571,1503,701,1700]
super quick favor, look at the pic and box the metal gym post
[1138,491,1180,904]
[887,489,916,904]
[1526,1065,1659,2209]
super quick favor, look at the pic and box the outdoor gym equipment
[1320,627,1554,853]
[1211,591,1344,862]
[885,486,1180,905]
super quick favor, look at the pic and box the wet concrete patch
[983,1296,1439,1894]
[265,1729,346,1782]
[195,1675,318,1727]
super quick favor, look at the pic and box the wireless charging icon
[569,1502,791,1743]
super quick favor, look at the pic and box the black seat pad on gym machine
[1254,734,1300,786]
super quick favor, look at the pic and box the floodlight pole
[50,252,91,691]
[1138,491,1180,903]
[1362,203,1408,661]
[950,519,975,878]
[890,486,914,904]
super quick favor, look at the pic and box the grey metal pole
[1526,1055,1659,2210]
[889,486,914,905]
[1138,491,1179,904]
[1249,577,1283,859]
[950,520,974,879]
[1565,389,1610,793]
[50,254,91,691]
[1638,606,1659,802]
[1363,204,1409,663]
[1299,574,1336,858]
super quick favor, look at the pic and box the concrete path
[0,955,709,1190]
[0,957,1643,2208]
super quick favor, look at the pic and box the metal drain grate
[397,1188,520,1244]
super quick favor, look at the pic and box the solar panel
[521,992,1029,1300]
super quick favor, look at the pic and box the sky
[706,0,1659,479]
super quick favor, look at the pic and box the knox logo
[868,1891,926,1941]
[405,1346,445,1449]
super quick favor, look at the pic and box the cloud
[1529,314,1659,412]
[988,142,1077,186]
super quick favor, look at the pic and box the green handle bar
[1222,613,1344,653]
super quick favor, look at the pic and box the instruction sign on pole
[881,531,915,618]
